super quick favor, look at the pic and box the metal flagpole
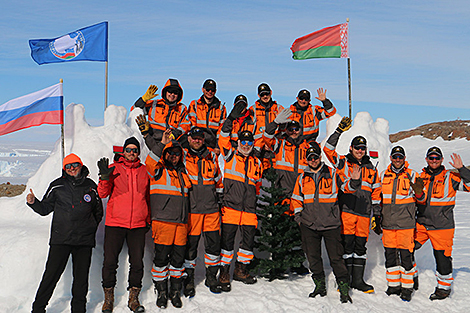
[346,18,352,119]
[60,79,65,160]
[105,61,108,109]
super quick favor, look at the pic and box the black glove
[135,114,150,136]
[228,102,246,120]
[336,117,352,133]
[97,157,115,181]
[371,215,382,235]
[216,192,224,211]
[410,177,424,197]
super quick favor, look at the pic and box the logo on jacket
[83,194,92,202]
[49,31,85,60]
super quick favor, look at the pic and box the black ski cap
[123,136,140,154]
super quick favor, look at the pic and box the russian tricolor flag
[0,83,63,136]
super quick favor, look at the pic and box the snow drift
[1,104,470,312]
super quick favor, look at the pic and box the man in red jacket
[97,137,150,313]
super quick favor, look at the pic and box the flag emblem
[84,194,92,202]
[49,31,85,60]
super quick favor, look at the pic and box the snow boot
[309,277,327,298]
[429,288,450,301]
[400,288,413,302]
[351,258,374,293]
[154,280,168,309]
[183,268,196,298]
[338,281,352,304]
[385,286,401,296]
[233,261,257,284]
[169,277,183,308]
[102,287,114,313]
[413,276,419,290]
[128,287,145,312]
[218,265,232,292]
[205,266,222,294]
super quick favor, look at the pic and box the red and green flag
[369,151,379,159]
[290,22,349,60]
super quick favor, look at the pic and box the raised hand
[135,114,150,136]
[449,153,463,169]
[142,85,159,102]
[26,188,35,204]
[162,129,172,145]
[315,88,327,101]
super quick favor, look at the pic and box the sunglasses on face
[167,150,181,156]
[259,92,270,97]
[307,155,320,161]
[65,162,81,169]
[353,146,366,151]
[391,155,404,160]
[287,127,300,132]
[428,156,441,161]
[124,148,139,153]
[205,88,216,93]
[240,141,253,146]
[298,96,310,101]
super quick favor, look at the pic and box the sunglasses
[427,156,441,161]
[167,150,181,156]
[307,155,320,161]
[287,127,300,132]
[124,148,139,153]
[298,96,310,101]
[205,88,216,93]
[65,162,81,169]
[391,155,404,159]
[259,92,270,97]
[240,141,253,146]
[353,146,366,151]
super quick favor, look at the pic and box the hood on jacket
[161,78,183,104]
[161,140,185,169]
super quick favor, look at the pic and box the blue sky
[1,0,469,142]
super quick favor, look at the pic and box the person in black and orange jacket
[217,99,263,292]
[291,143,360,303]
[323,117,381,294]
[288,88,336,145]
[180,127,224,297]
[134,79,190,142]
[379,146,422,302]
[414,147,470,301]
[186,79,226,154]
[230,95,255,148]
[249,83,285,169]
[141,123,192,309]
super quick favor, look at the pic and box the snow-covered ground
[1,105,470,312]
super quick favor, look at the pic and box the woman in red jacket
[97,137,150,313]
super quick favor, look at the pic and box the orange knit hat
[63,153,83,170]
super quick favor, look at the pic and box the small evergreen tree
[254,166,305,281]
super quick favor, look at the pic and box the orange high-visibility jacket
[380,162,419,230]
[230,111,255,145]
[324,130,381,218]
[134,79,190,139]
[291,164,359,231]
[249,99,284,150]
[183,146,223,214]
[289,99,336,143]
[187,96,226,148]
[263,120,310,196]
[219,118,263,214]
[416,165,470,230]
[146,140,192,224]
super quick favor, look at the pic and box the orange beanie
[63,153,83,169]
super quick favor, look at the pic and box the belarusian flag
[369,151,379,159]
[290,23,349,60]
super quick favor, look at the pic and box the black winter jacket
[28,166,103,246]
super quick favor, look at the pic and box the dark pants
[102,226,147,289]
[385,247,413,271]
[154,244,186,269]
[186,230,221,262]
[343,234,367,256]
[221,223,256,253]
[32,244,93,313]
[300,224,349,282]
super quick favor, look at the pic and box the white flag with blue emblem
[29,21,108,65]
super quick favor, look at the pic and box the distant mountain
[390,120,470,143]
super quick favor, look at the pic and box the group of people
[26,78,469,312]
